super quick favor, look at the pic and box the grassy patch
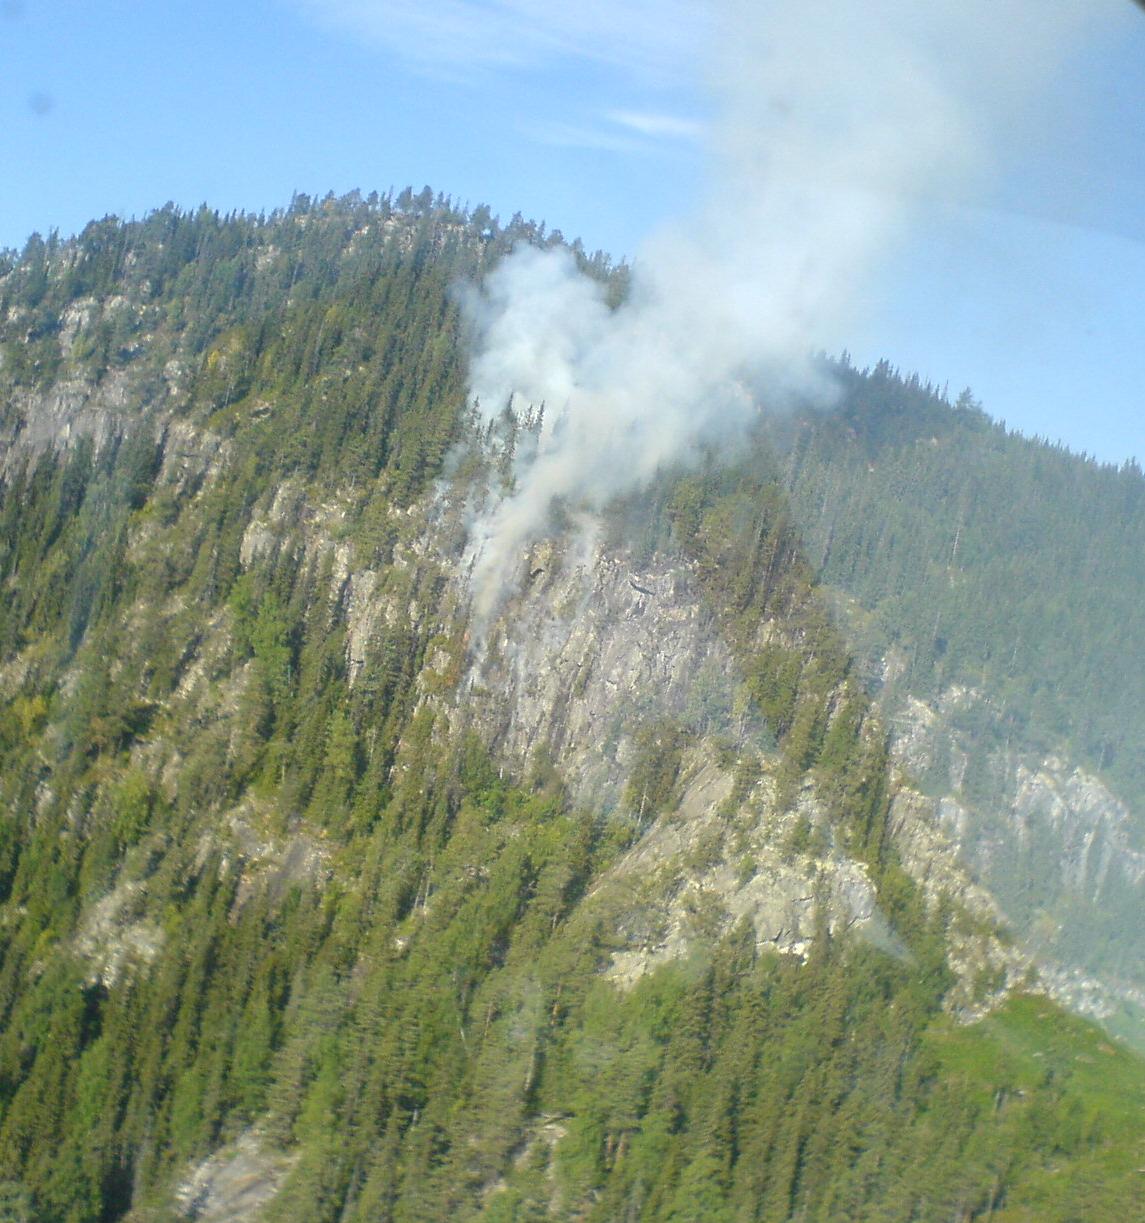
[926,993,1145,1219]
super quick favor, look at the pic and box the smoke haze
[462,0,1115,621]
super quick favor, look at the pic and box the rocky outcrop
[600,758,879,986]
[425,528,1014,1009]
[73,879,164,989]
[459,536,736,808]
[169,1131,295,1223]
[889,686,1145,1019]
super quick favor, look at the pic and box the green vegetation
[785,361,1145,805]
[925,994,1145,1219]
[0,195,1141,1220]
[781,360,1145,981]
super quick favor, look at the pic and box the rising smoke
[462,0,1112,623]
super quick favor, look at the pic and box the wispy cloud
[295,0,710,81]
[607,110,705,141]
[524,110,704,155]
[521,120,650,157]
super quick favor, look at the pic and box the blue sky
[3,0,1143,464]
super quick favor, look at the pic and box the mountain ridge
[0,192,1143,1220]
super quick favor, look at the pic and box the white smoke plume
[462,0,1118,622]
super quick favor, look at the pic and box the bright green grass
[926,993,1145,1220]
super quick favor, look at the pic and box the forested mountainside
[778,374,1145,1019]
[784,365,1145,803]
[0,193,1143,1222]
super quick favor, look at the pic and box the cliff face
[8,230,1131,1012]
[459,539,732,806]
[777,384,1145,1039]
[291,489,1023,1015]
[890,686,1145,1022]
[448,533,884,974]
[0,287,192,475]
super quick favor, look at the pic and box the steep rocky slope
[889,685,1145,1027]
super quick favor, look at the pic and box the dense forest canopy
[785,358,1145,803]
